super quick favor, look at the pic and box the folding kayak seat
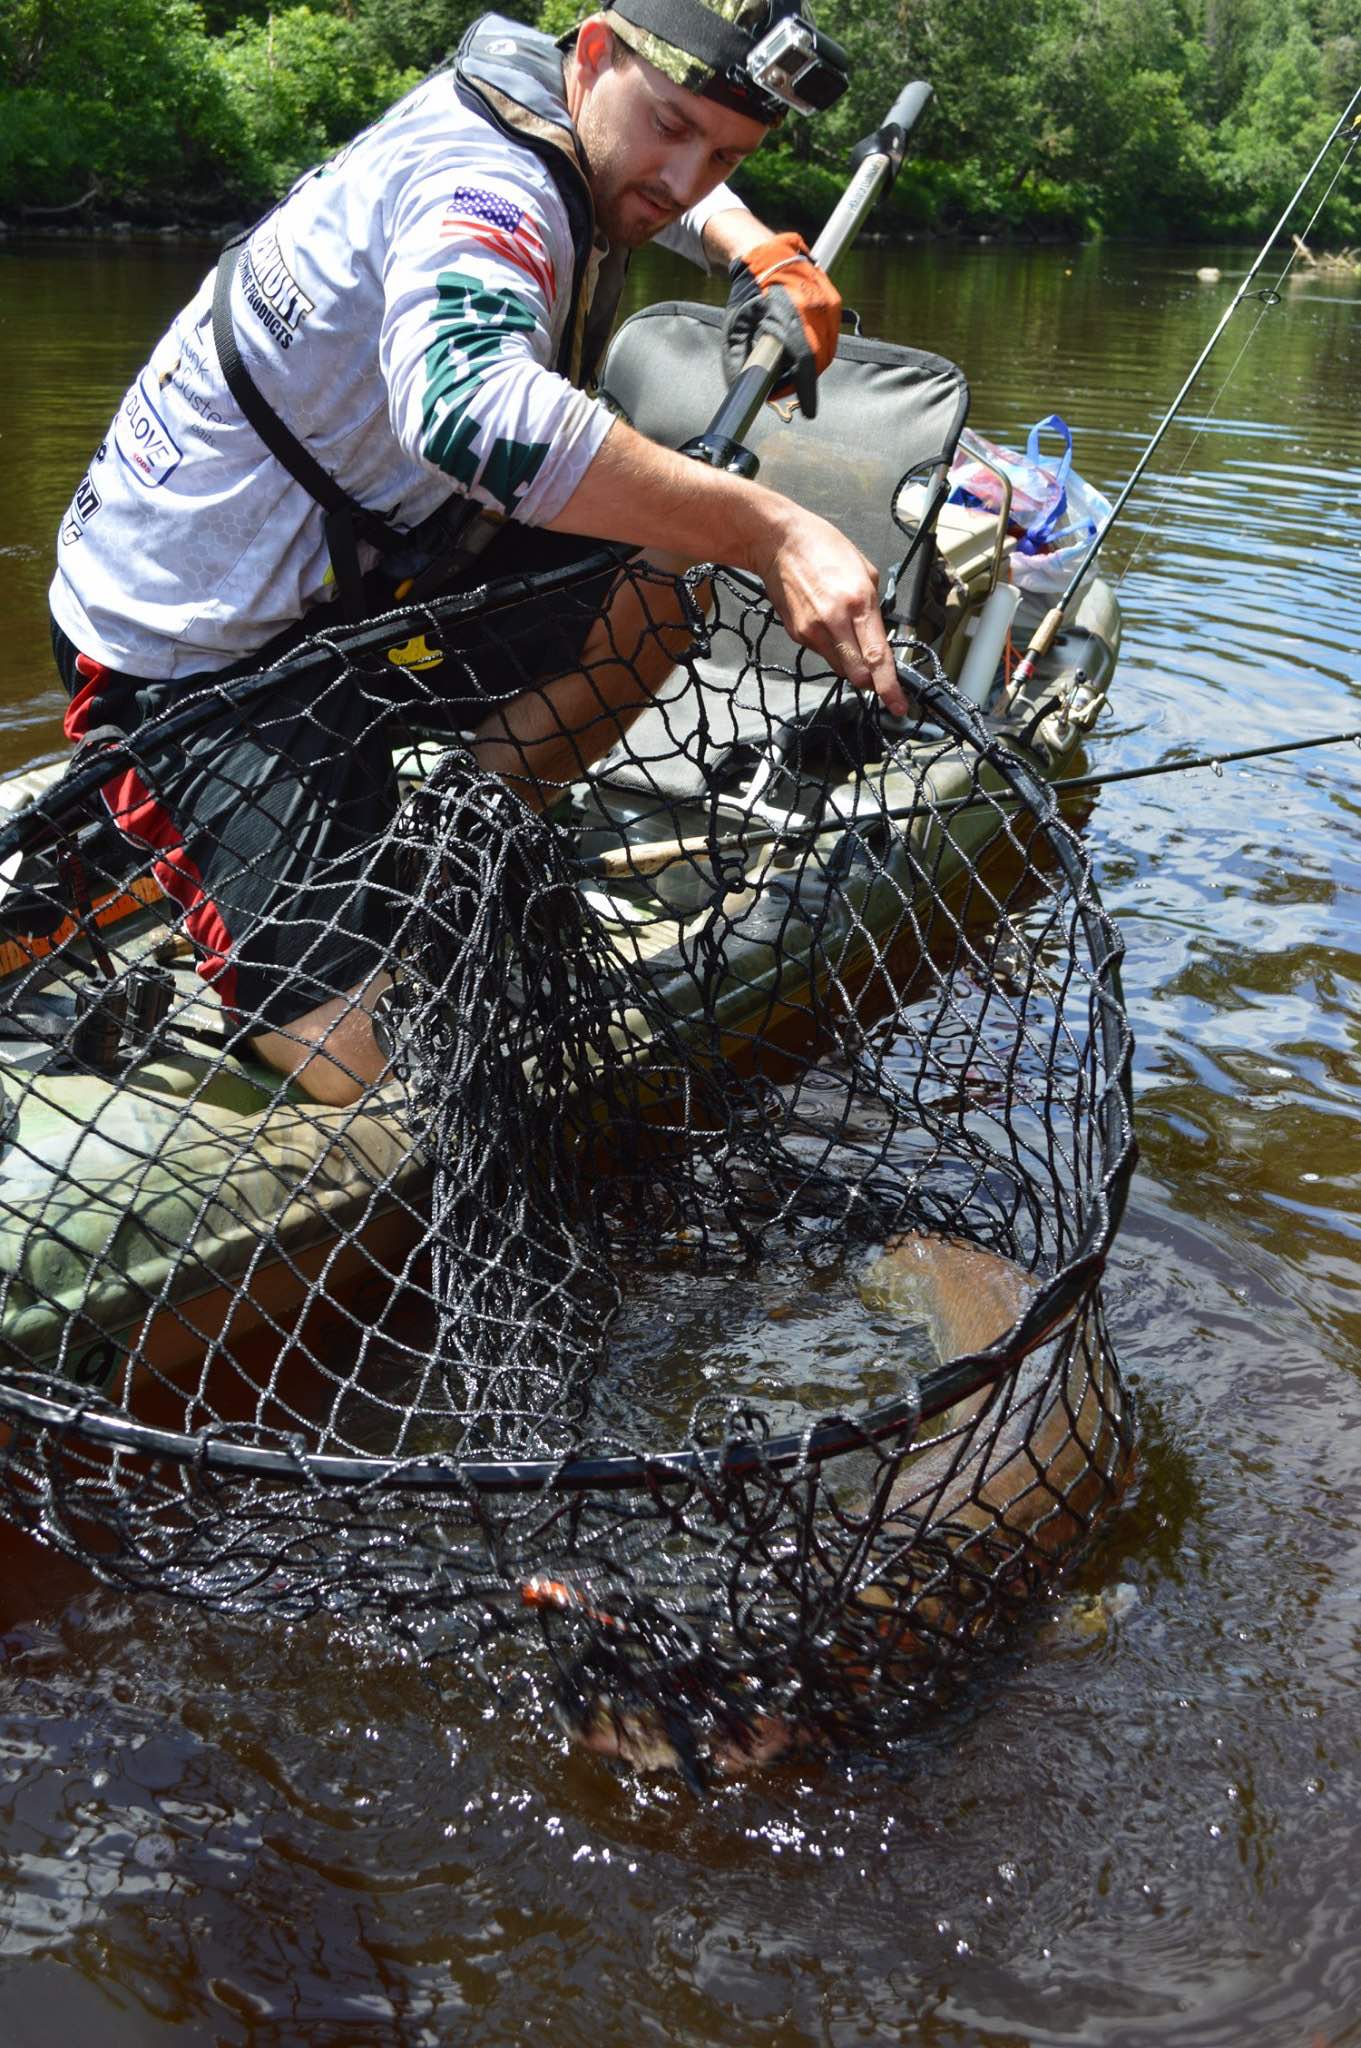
[588,299,970,811]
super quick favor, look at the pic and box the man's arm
[698,201,775,268]
[382,158,613,527]
[544,415,906,715]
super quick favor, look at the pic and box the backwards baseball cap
[597,0,849,123]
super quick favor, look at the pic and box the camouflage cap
[600,0,770,97]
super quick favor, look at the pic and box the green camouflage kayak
[0,547,1119,1395]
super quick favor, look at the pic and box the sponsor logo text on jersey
[242,227,317,348]
[439,187,557,302]
[60,472,101,547]
[114,378,183,488]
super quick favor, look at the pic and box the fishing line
[1007,83,1361,695]
[1112,101,1361,600]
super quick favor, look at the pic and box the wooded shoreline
[2,0,1357,245]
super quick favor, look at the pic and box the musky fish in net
[0,541,1134,1779]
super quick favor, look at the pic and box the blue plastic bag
[1013,417,1074,551]
[948,414,1073,542]
[948,414,1111,595]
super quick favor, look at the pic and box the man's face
[569,26,769,247]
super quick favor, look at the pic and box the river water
[1,229,1360,2046]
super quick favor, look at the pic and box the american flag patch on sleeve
[439,186,558,301]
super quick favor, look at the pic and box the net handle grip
[692,79,933,462]
[810,80,934,272]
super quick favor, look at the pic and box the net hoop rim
[0,1285,1107,1495]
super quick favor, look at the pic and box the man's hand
[722,232,841,419]
[545,419,907,716]
[742,498,907,715]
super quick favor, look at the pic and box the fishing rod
[1003,82,1361,704]
[585,724,1361,880]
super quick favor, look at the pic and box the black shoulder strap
[212,240,404,616]
[451,17,600,382]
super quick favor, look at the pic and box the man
[50,1,905,1104]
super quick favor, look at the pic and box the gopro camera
[743,14,848,115]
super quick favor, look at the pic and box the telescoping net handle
[0,556,1135,1770]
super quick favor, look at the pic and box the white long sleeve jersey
[50,66,734,680]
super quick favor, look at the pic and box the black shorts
[52,530,621,1035]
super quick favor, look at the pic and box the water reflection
[2,232,1361,2044]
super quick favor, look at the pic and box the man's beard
[595,181,680,247]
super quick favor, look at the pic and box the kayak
[0,312,1122,1401]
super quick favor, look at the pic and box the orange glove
[722,232,842,418]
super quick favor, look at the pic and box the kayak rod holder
[69,962,175,1075]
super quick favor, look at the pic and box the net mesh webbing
[0,551,1135,1774]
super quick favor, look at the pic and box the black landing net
[0,554,1135,1773]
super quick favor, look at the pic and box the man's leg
[248,967,393,1106]
[120,657,404,1109]
[259,554,702,1105]
[467,551,703,809]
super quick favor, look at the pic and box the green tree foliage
[0,0,246,207]
[1181,0,1358,237]
[0,0,1355,235]
[725,0,1221,237]
[207,5,419,199]
[357,0,539,75]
